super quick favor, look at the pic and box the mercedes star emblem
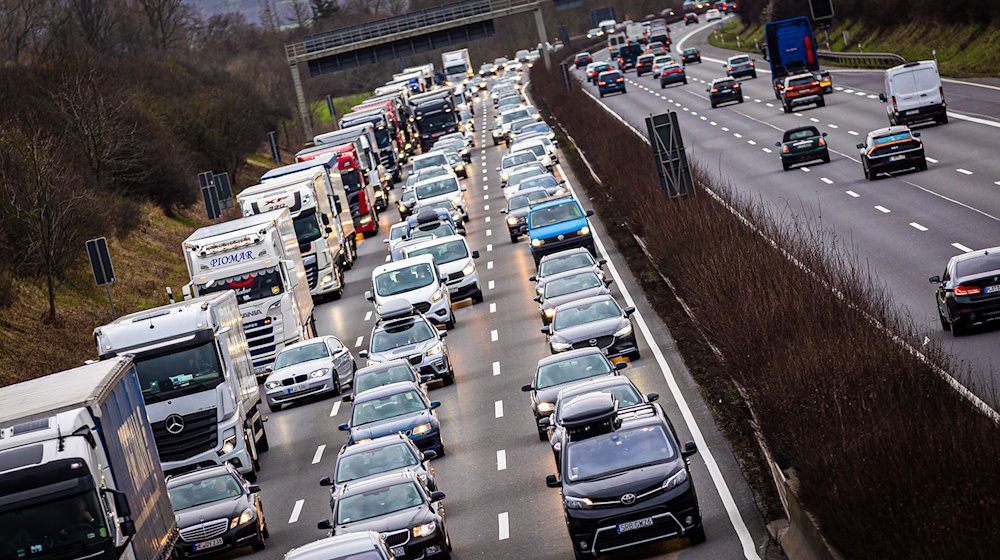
[164,414,185,435]
[620,493,637,505]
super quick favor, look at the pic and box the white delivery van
[880,60,947,126]
[366,254,456,329]
[403,234,483,305]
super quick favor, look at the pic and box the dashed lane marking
[312,445,326,465]
[487,261,494,270]
[354,336,364,348]
[494,400,503,418]
[288,500,304,524]
[820,177,834,185]
[926,157,938,163]
[875,205,891,213]
[330,401,341,417]
[953,242,973,253]
[957,168,973,175]
[848,130,859,136]
[846,190,860,197]
[910,222,928,231]
[364,310,372,321]
[762,147,772,153]
[497,449,507,471]
[492,361,501,376]
[488,280,495,290]
[498,512,510,541]
[489,302,496,313]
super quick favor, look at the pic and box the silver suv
[359,300,455,385]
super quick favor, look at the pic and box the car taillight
[616,77,624,83]
[781,145,789,153]
[891,95,898,113]
[733,83,740,88]
[727,66,732,71]
[940,86,946,106]
[811,81,819,87]
[598,81,606,86]
[711,88,719,93]
[618,57,623,63]
[955,285,982,296]
[818,138,826,146]
[750,61,755,67]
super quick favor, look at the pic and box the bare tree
[285,0,313,28]
[135,0,193,50]
[66,0,120,51]
[0,0,49,63]
[260,0,280,32]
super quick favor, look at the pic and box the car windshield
[413,154,447,172]
[653,57,670,65]
[956,253,1000,277]
[390,225,407,240]
[785,128,819,141]
[557,385,642,420]
[413,221,455,238]
[374,263,436,296]
[199,266,285,304]
[503,110,530,124]
[891,67,939,94]
[133,341,224,402]
[336,482,424,524]
[406,239,469,265]
[545,272,603,298]
[504,153,536,169]
[336,443,421,484]
[509,191,548,210]
[536,353,612,389]
[530,201,584,228]
[511,119,536,133]
[168,474,243,511]
[508,166,546,187]
[566,425,676,481]
[274,342,330,369]
[539,253,595,277]
[554,299,622,330]
[684,49,697,55]
[520,175,557,190]
[498,97,521,109]
[601,72,621,81]
[352,389,427,425]
[415,177,459,200]
[356,364,417,394]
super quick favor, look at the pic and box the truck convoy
[238,168,348,301]
[408,88,460,152]
[764,16,832,99]
[391,70,426,94]
[442,49,472,84]
[95,292,270,482]
[295,143,383,237]
[181,210,316,377]
[403,63,436,90]
[340,109,403,183]
[0,357,178,560]
[648,19,670,47]
[314,123,394,198]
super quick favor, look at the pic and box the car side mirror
[682,441,698,458]
[338,423,349,431]
[624,306,635,316]
[342,394,353,402]
[706,88,710,92]
[500,208,508,214]
[598,259,607,266]
[430,400,442,409]
[822,132,828,137]
[545,474,560,488]
[319,477,332,487]
[533,295,541,302]
[528,274,537,282]
[878,93,887,103]
[317,519,332,531]
[460,186,467,192]
[614,362,628,371]
[383,238,391,244]
[358,350,369,358]
[495,166,501,171]
[521,383,534,392]
[604,278,613,287]
[422,450,438,461]
[365,290,374,302]
[929,275,941,284]
[585,209,595,217]
[774,141,781,147]
[430,490,446,502]
[457,227,467,236]
[646,392,659,402]
[538,417,552,428]
[248,484,261,493]
[325,227,334,234]
[472,250,480,259]
[855,143,865,150]
[912,132,921,138]
[540,326,550,335]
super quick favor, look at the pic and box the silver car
[264,336,356,411]
[360,302,455,385]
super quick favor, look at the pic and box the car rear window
[870,139,919,157]
[956,253,1000,277]
[714,80,734,88]
[731,56,750,64]
[785,128,819,141]
[788,76,816,87]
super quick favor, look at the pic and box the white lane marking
[691,111,699,115]
[733,133,742,138]
[855,91,867,96]
[683,107,689,112]
[487,261,494,270]
[956,168,973,175]
[875,205,891,213]
[926,157,938,163]
[486,228,492,237]
[747,140,756,145]
[828,124,838,129]
[867,94,878,99]
[710,121,718,126]
[910,222,928,231]
[488,280,495,290]
[721,127,730,132]
[700,116,707,120]
[354,336,364,348]
[482,169,487,175]
[498,512,510,540]
[489,302,497,313]
[494,400,503,418]
[492,361,501,376]
[312,445,326,465]
[800,166,810,173]
[809,117,819,123]
[364,310,372,321]
[487,244,493,252]
[288,500,304,524]
[330,401,341,417]
[844,89,855,94]
[484,185,489,191]
[762,147,772,153]
[497,449,507,471]
[485,216,491,223]
[953,242,973,253]
[765,103,773,107]
[846,190,861,198]
[995,181,1000,186]
[835,86,844,91]
[848,130,859,136]
[484,194,489,200]
[794,113,804,117]
[754,99,761,103]
[484,204,490,211]
[820,177,834,185]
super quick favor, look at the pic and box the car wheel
[822,153,831,164]
[863,164,870,180]
[269,401,282,412]
[599,91,604,97]
[918,158,928,171]
[739,95,744,103]
[752,71,758,79]
[683,78,688,84]
[938,114,949,125]
[660,82,665,89]
[472,289,484,304]
[817,98,826,108]
[710,102,716,108]
[443,367,456,386]
[331,375,341,396]
[573,547,590,560]
[951,320,966,336]
[444,313,456,330]
[256,420,270,452]
[782,161,790,171]
[939,310,951,331]
[783,103,791,114]
[688,524,707,544]
[629,350,641,361]
[621,87,627,94]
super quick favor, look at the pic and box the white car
[385,222,409,252]
[411,151,451,175]
[404,235,483,305]
[367,254,455,328]
[412,172,468,221]
[651,56,673,75]
[263,336,356,411]
[706,8,722,20]
[502,162,548,198]
[508,141,554,171]
[499,152,540,185]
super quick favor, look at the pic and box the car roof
[557,374,636,400]
[413,173,459,189]
[508,187,550,202]
[280,336,335,353]
[166,464,234,486]
[554,292,618,312]
[284,532,383,559]
[783,126,820,137]
[598,70,620,76]
[355,359,415,377]
[353,381,425,402]
[728,54,750,61]
[340,432,411,456]
[337,470,423,497]
[529,195,581,212]
[869,125,912,138]
[711,76,735,84]
[536,346,607,368]
[952,246,1000,265]
[539,247,593,264]
[404,234,468,253]
[372,253,437,275]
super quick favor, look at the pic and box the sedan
[650,55,673,76]
[535,269,613,324]
[684,12,699,24]
[930,247,1000,335]
[574,52,594,68]
[520,347,625,439]
[503,162,548,198]
[857,126,927,180]
[346,359,432,403]
[264,336,356,411]
[681,48,702,65]
[708,77,743,107]
[541,294,640,360]
[635,54,655,76]
[339,381,445,455]
[531,248,606,296]
[777,126,830,171]
[659,63,687,88]
[321,433,438,495]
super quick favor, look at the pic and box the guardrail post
[290,62,313,139]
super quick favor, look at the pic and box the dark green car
[776,126,830,171]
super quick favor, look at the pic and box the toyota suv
[360,300,454,384]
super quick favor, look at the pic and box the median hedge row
[530,59,1000,558]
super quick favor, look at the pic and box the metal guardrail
[817,50,906,69]
[286,0,538,61]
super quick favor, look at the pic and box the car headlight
[578,226,590,236]
[309,368,330,378]
[220,433,238,456]
[265,381,281,390]
[543,308,555,319]
[614,323,633,338]
[425,343,444,357]
[462,262,476,276]
[507,216,519,225]
[551,341,572,352]
[430,289,444,302]
[230,507,255,529]
[453,164,463,172]
[662,469,689,492]
[537,402,555,414]
[564,496,593,509]
[412,422,433,435]
[500,173,508,182]
[412,520,437,538]
[531,238,544,247]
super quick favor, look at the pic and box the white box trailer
[442,48,472,84]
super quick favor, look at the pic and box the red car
[574,52,593,68]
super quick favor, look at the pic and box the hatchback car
[361,301,455,383]
[520,348,625,439]
[542,294,639,360]
[347,359,431,402]
[531,248,606,296]
[339,382,444,454]
[708,77,743,107]
[536,270,613,324]
[659,62,687,88]
[322,433,438,495]
[856,126,927,180]
[264,336,356,411]
[167,464,267,557]
[650,55,673,76]
[502,187,550,243]
[706,8,722,20]
[636,54,655,76]
[684,12,699,24]
[776,126,830,171]
[597,70,627,97]
[575,52,594,68]
[781,73,825,112]
[726,54,757,79]
[681,48,702,65]
[929,247,1000,335]
[404,235,483,305]
[586,62,614,83]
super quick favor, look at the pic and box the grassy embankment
[310,92,371,129]
[708,17,1000,77]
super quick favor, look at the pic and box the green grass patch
[311,92,371,126]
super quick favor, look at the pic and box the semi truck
[239,168,348,300]
[0,357,178,560]
[390,70,426,94]
[314,123,392,203]
[352,97,410,161]
[764,16,832,99]
[442,49,472,84]
[95,292,269,482]
[403,63,435,90]
[407,88,460,152]
[181,209,316,377]
[296,144,382,237]
[340,109,403,183]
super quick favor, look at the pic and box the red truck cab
[298,145,380,237]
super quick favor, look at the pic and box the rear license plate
[889,154,906,162]
[193,538,223,551]
[985,285,1000,294]
[617,517,654,534]
[391,546,406,556]
[794,141,813,148]
[905,110,919,116]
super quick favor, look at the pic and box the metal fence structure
[817,50,906,69]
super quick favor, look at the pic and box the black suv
[545,395,703,558]
[856,125,927,180]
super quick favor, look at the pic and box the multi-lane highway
[577,17,1000,404]
[232,84,782,559]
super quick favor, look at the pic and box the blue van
[526,195,596,265]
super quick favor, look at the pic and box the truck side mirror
[248,485,261,493]
[365,291,374,302]
[325,227,333,234]
[110,489,131,518]
[545,474,560,488]
[682,441,698,458]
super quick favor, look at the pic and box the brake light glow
[711,88,719,93]
[781,145,789,153]
[955,285,981,296]
[804,36,816,64]
[598,81,606,86]
[615,77,624,83]
[733,83,740,88]
[818,138,826,146]
[891,95,898,113]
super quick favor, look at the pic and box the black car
[346,359,432,403]
[635,54,655,77]
[545,397,703,558]
[574,52,593,68]
[319,471,451,559]
[930,247,1000,336]
[707,77,743,108]
[680,48,701,65]
[776,126,830,171]
[322,433,438,496]
[536,269,613,324]
[397,188,417,220]
[503,187,550,243]
[521,347,625,439]
[659,63,687,88]
[166,464,268,557]
[597,70,627,97]
[684,12,699,24]
[531,248,606,296]
[542,294,640,361]
[856,126,927,180]
[339,381,444,455]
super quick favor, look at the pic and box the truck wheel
[444,313,456,330]
[472,289,484,304]
[256,419,270,452]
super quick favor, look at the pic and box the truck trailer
[442,49,472,84]
[340,109,403,183]
[314,123,392,203]
[764,16,826,99]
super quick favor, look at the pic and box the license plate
[391,546,406,556]
[194,538,223,551]
[794,141,813,148]
[905,110,919,116]
[889,154,906,162]
[286,387,297,394]
[617,517,654,534]
[985,285,1000,294]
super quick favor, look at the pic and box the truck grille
[244,319,277,369]
[572,336,614,350]
[382,529,410,547]
[152,408,217,462]
[446,271,465,283]
[305,260,319,289]
[180,518,229,543]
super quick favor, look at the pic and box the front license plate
[194,538,223,551]
[985,285,1000,294]
[617,517,654,534]
[391,546,406,556]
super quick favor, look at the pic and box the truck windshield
[445,64,468,76]
[419,112,457,133]
[0,491,110,559]
[199,266,285,304]
[293,207,322,244]
[133,341,224,402]
[341,169,362,194]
